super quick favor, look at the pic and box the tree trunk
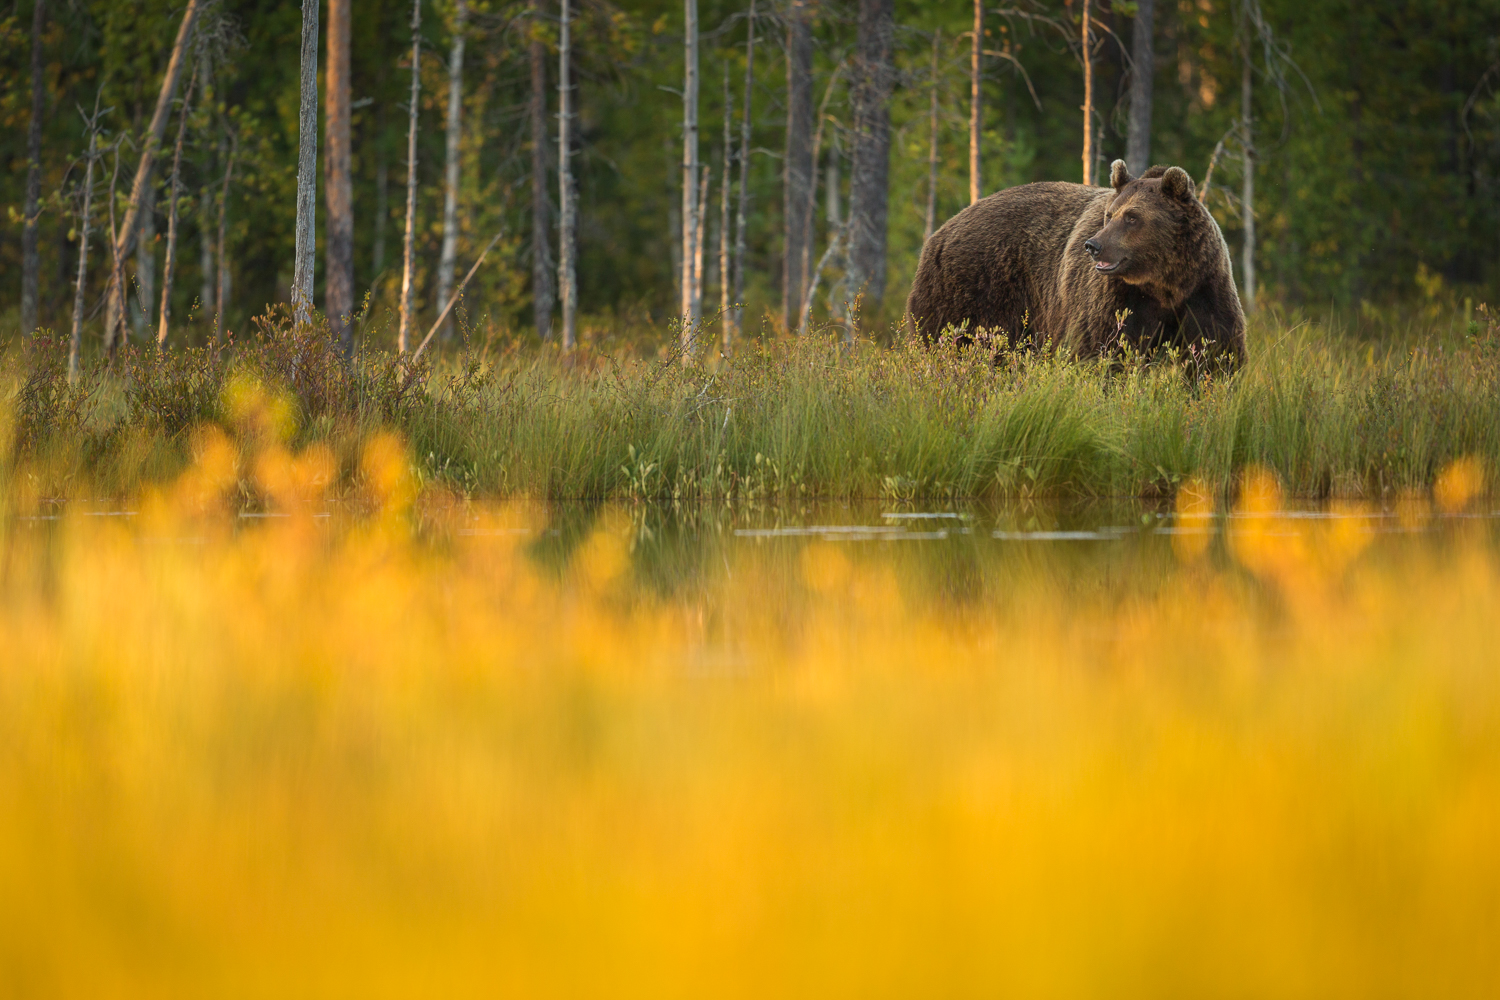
[729,0,756,350]
[799,64,844,323]
[398,0,423,353]
[293,0,319,328]
[719,61,732,350]
[924,29,940,242]
[156,66,198,348]
[326,0,354,353]
[69,120,100,381]
[1125,0,1153,176]
[214,135,236,345]
[826,126,840,228]
[680,0,700,359]
[104,0,202,358]
[783,0,813,333]
[1241,18,1256,313]
[529,8,554,340]
[436,0,468,344]
[131,183,156,337]
[373,152,388,277]
[969,0,981,203]
[557,0,577,351]
[21,0,46,338]
[1081,0,1093,185]
[198,54,215,322]
[693,164,708,327]
[847,0,894,319]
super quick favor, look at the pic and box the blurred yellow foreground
[2,425,1498,998]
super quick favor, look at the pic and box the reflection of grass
[2,436,1498,997]
[5,305,1500,503]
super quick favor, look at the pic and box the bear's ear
[1160,166,1196,203]
[1109,159,1132,191]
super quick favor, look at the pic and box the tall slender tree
[213,132,236,345]
[783,0,814,333]
[436,0,468,343]
[105,0,203,357]
[69,105,104,380]
[326,0,354,352]
[398,0,423,353]
[557,0,577,351]
[1080,0,1093,185]
[847,0,894,320]
[198,57,216,328]
[21,0,47,338]
[924,29,940,241]
[1125,0,1154,176]
[529,5,554,340]
[131,187,156,337]
[728,0,756,351]
[969,0,981,203]
[156,65,199,348]
[292,0,319,327]
[719,61,732,347]
[680,0,701,357]
[1240,0,1257,313]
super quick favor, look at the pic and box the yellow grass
[2,408,1498,997]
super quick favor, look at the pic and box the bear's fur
[905,160,1246,366]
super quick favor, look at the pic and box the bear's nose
[1084,238,1102,257]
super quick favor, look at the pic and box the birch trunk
[924,29,939,242]
[214,135,236,345]
[199,186,215,318]
[398,0,423,353]
[728,0,756,349]
[373,153,388,276]
[105,0,202,358]
[693,165,708,324]
[1081,0,1093,185]
[529,7,554,340]
[847,0,894,317]
[1241,20,1256,313]
[799,62,843,314]
[436,0,468,344]
[326,0,354,352]
[21,0,46,338]
[719,61,732,349]
[783,0,813,333]
[969,0,981,203]
[198,54,215,320]
[69,120,100,380]
[557,0,577,351]
[131,183,156,337]
[1125,0,1153,176]
[680,0,700,359]
[156,66,198,348]
[293,0,319,328]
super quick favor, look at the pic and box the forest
[4,0,1499,356]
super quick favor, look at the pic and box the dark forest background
[3,0,1499,350]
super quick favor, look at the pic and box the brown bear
[905,160,1246,367]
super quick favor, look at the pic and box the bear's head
[1084,160,1207,305]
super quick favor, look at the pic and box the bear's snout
[1084,238,1102,258]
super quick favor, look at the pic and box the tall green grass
[5,306,1499,501]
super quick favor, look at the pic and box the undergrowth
[3,304,1499,502]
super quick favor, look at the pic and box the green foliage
[1,0,1497,349]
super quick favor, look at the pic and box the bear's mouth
[1093,257,1126,274]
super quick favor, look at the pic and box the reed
[5,304,1498,502]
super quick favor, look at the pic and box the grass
[4,303,1499,503]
